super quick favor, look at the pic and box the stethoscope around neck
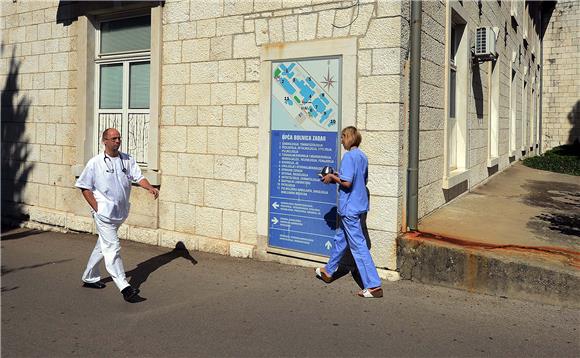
[104,152,127,174]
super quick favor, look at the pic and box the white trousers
[82,213,130,291]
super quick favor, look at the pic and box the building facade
[1,0,561,274]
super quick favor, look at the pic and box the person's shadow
[102,241,197,289]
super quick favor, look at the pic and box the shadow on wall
[471,62,484,122]
[568,100,579,145]
[1,44,34,229]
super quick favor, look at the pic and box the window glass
[449,70,456,118]
[100,16,151,54]
[99,64,123,109]
[130,62,150,109]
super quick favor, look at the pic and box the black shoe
[83,281,106,289]
[121,286,141,303]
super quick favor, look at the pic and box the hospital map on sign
[271,58,340,132]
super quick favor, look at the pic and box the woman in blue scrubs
[316,126,383,298]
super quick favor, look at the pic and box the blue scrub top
[337,147,369,216]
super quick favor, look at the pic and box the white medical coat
[75,152,144,224]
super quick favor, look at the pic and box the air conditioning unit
[474,27,498,61]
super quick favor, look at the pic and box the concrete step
[397,232,580,308]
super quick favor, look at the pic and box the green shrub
[523,143,580,176]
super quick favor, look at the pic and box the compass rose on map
[321,67,336,91]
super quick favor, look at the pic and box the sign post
[268,57,341,257]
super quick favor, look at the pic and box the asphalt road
[2,228,578,357]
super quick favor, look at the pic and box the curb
[397,232,580,308]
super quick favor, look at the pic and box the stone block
[373,47,403,75]
[367,165,399,197]
[159,229,198,251]
[211,82,236,105]
[205,180,255,212]
[363,131,400,166]
[358,49,372,76]
[265,17,282,44]
[234,33,259,59]
[186,84,211,105]
[223,105,247,127]
[188,178,204,205]
[317,10,335,39]
[162,84,186,105]
[366,195,398,232]
[255,18,269,45]
[48,164,71,186]
[368,229,397,270]
[195,206,222,238]
[358,75,400,103]
[349,3,374,36]
[159,200,175,230]
[207,127,238,155]
[418,156,444,188]
[245,59,260,82]
[160,152,178,175]
[254,0,283,12]
[366,103,400,131]
[163,0,189,23]
[239,127,259,157]
[216,16,244,36]
[40,145,62,164]
[360,17,402,49]
[419,130,444,161]
[29,206,64,227]
[163,63,190,85]
[163,23,179,42]
[128,226,159,245]
[160,126,187,152]
[214,155,245,181]
[182,39,210,62]
[224,0,254,16]
[298,13,317,41]
[174,202,196,233]
[332,7,351,38]
[178,22,196,40]
[246,158,258,183]
[190,61,219,83]
[210,35,233,60]
[247,105,259,128]
[197,236,229,255]
[240,211,257,244]
[197,19,216,38]
[175,105,198,125]
[198,105,222,126]
[160,175,189,203]
[236,82,259,104]
[66,213,94,233]
[219,59,245,82]
[163,41,182,63]
[189,0,223,20]
[222,209,240,241]
[283,15,298,42]
[187,126,208,153]
[178,153,214,178]
[230,242,254,258]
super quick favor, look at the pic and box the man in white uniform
[75,128,159,303]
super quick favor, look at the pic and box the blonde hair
[341,126,362,149]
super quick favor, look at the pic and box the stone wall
[542,0,579,150]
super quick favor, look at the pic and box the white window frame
[509,52,517,156]
[94,13,151,165]
[487,59,500,167]
[73,6,161,185]
[443,2,470,189]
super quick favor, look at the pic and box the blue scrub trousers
[325,215,381,289]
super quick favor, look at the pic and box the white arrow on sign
[271,217,279,225]
[272,202,280,209]
[325,241,332,250]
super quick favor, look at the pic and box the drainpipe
[406,0,422,231]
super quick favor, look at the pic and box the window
[446,16,467,176]
[509,66,517,154]
[521,79,528,151]
[488,60,500,163]
[95,15,151,165]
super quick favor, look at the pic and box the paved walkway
[400,163,580,306]
[2,228,578,357]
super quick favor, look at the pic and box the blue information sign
[268,57,341,257]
